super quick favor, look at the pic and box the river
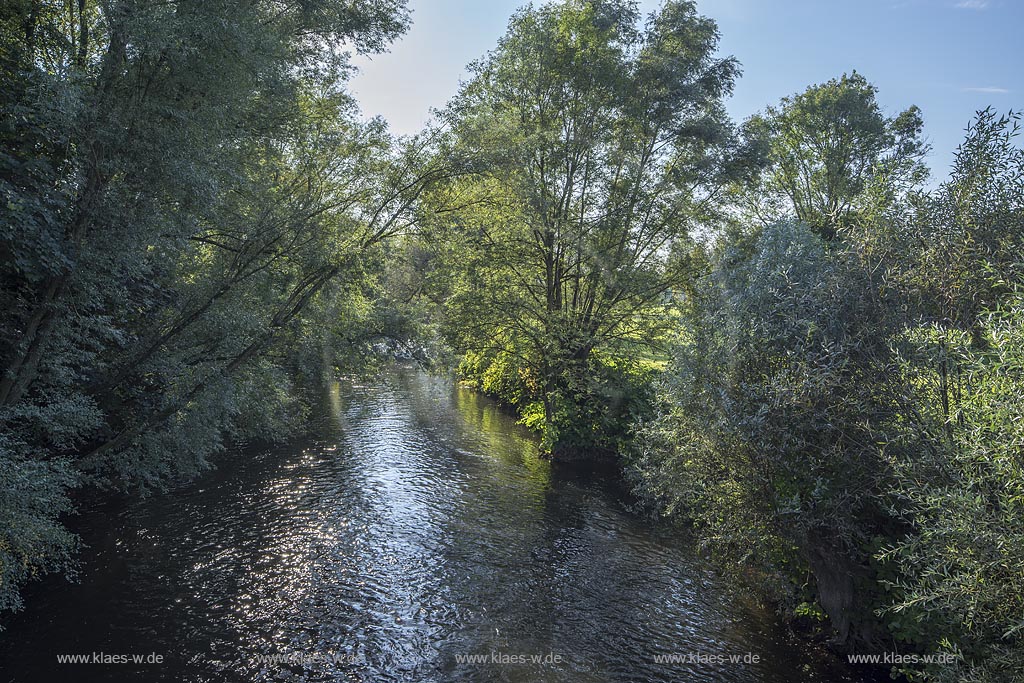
[0,368,878,682]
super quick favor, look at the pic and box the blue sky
[349,0,1020,180]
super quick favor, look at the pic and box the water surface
[0,368,874,682]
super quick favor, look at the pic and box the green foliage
[880,302,1024,681]
[739,72,928,239]
[0,0,425,618]
[629,220,903,642]
[427,0,747,458]
[874,111,1024,683]
[630,107,1024,674]
[3,5,1024,677]
[0,441,78,615]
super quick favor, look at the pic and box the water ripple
[0,368,875,683]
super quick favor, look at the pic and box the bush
[630,221,902,644]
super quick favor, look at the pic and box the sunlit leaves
[431,0,740,456]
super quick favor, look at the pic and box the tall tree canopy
[740,72,928,239]
[427,0,748,456]
[0,0,443,615]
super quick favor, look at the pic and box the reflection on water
[0,367,874,682]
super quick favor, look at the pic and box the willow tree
[739,72,928,239]
[432,0,747,457]
[0,0,428,615]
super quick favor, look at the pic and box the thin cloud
[954,0,991,8]
[962,86,1011,94]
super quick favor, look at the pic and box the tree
[882,299,1024,682]
[739,72,928,240]
[630,219,906,645]
[0,0,430,617]
[430,0,748,457]
[878,110,1024,683]
[628,108,1024,663]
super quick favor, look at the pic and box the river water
[0,368,877,682]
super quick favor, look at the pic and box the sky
[349,0,1021,180]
